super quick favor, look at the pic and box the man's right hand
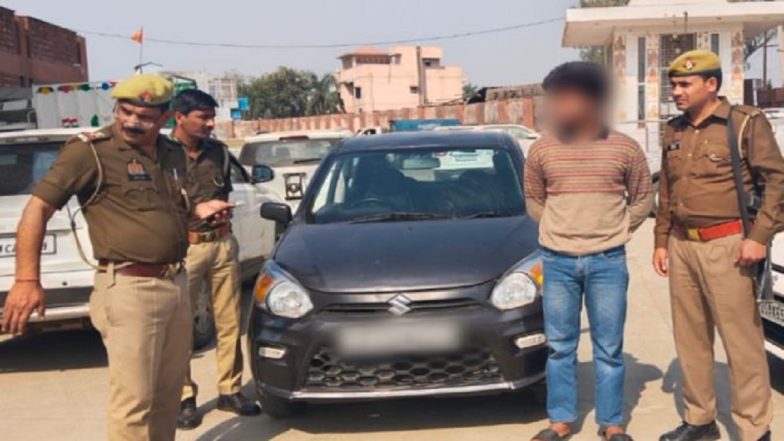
[652,247,669,277]
[1,281,46,335]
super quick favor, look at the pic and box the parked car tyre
[192,281,216,350]
[649,175,660,217]
[259,393,306,418]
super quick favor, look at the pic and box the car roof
[0,127,173,145]
[0,127,86,140]
[244,130,351,143]
[332,130,517,153]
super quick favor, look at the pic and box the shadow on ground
[658,356,784,441]
[571,353,663,434]
[0,329,106,373]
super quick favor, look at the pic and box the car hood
[274,216,539,293]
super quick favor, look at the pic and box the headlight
[254,262,313,319]
[490,252,543,310]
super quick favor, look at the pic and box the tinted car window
[0,143,60,196]
[239,139,339,167]
[308,147,524,224]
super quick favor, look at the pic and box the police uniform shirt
[166,135,233,232]
[654,98,784,248]
[32,125,190,264]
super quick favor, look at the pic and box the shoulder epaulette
[732,105,762,118]
[66,130,111,145]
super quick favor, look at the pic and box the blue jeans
[541,246,629,427]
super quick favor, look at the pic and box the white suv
[238,130,351,212]
[0,128,276,348]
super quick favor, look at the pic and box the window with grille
[660,34,696,102]
[637,36,646,122]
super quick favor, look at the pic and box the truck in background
[389,118,460,132]
[29,75,197,130]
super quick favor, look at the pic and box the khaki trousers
[182,234,243,400]
[89,268,191,441]
[668,233,773,441]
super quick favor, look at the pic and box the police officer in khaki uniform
[653,50,783,441]
[166,89,260,430]
[1,74,233,441]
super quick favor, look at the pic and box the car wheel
[192,281,215,350]
[649,177,660,217]
[259,392,306,418]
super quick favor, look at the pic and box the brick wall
[0,8,87,88]
[214,97,540,140]
[0,8,18,54]
[24,17,81,65]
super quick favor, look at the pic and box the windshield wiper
[292,157,323,164]
[458,210,516,219]
[349,212,449,224]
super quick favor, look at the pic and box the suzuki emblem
[387,294,412,316]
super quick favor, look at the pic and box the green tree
[307,73,344,115]
[239,67,343,119]
[462,82,480,102]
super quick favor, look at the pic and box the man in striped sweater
[525,62,653,441]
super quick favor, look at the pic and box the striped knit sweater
[524,131,653,255]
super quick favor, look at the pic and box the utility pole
[416,46,428,106]
[763,31,769,89]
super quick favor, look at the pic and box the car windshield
[0,142,61,196]
[239,138,340,167]
[308,147,525,224]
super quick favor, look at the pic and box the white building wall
[610,24,744,166]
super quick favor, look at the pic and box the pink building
[336,46,464,113]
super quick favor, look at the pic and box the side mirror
[260,202,292,225]
[251,164,275,184]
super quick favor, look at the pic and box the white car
[0,128,276,348]
[764,234,784,361]
[238,130,351,212]
[434,124,540,156]
[763,107,784,120]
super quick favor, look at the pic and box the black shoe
[176,397,202,430]
[659,421,720,441]
[758,431,771,441]
[217,393,261,416]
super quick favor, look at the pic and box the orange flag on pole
[131,28,144,44]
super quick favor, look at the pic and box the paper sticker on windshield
[127,158,152,181]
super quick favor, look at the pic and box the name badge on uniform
[667,141,681,151]
[127,158,152,181]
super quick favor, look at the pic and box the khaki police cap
[668,50,722,77]
[111,74,173,107]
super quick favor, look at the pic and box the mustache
[122,125,146,135]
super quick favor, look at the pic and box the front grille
[321,298,481,316]
[304,347,503,391]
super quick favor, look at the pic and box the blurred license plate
[337,322,461,356]
[0,234,56,258]
[761,300,784,327]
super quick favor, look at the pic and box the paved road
[1,220,782,441]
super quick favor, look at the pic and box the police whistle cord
[67,139,104,271]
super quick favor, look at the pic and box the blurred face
[114,102,169,147]
[544,88,604,137]
[670,75,718,112]
[174,108,216,141]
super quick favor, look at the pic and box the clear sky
[0,0,778,87]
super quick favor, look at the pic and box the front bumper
[761,296,784,360]
[247,282,547,402]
